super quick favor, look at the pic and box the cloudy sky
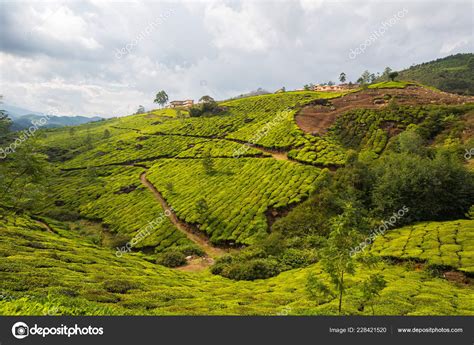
[0,0,472,117]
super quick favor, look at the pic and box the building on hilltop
[312,83,358,91]
[168,100,194,108]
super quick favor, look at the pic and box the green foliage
[199,95,215,103]
[288,135,347,166]
[390,53,474,95]
[272,170,340,237]
[154,90,169,107]
[156,250,187,268]
[0,141,51,210]
[360,274,387,315]
[371,219,474,274]
[397,129,425,155]
[1,213,473,315]
[339,72,346,83]
[368,81,412,89]
[103,280,140,294]
[45,166,192,251]
[467,205,474,219]
[1,80,473,316]
[331,104,474,154]
[371,150,474,223]
[103,129,111,139]
[388,71,399,81]
[147,158,321,244]
[201,150,215,174]
[306,272,334,303]
[211,257,281,281]
[319,203,364,314]
[188,101,221,117]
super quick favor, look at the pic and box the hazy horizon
[1,0,472,117]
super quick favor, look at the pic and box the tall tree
[388,71,399,81]
[0,141,50,210]
[318,203,365,314]
[103,129,111,139]
[339,72,347,83]
[202,149,215,175]
[383,67,392,81]
[0,95,11,138]
[154,90,169,108]
[199,95,215,103]
[361,274,386,315]
[360,70,372,84]
[136,105,145,114]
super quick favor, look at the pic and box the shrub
[219,258,281,280]
[103,279,140,294]
[280,248,313,269]
[156,250,187,268]
[43,209,81,221]
[174,245,205,257]
[372,150,474,222]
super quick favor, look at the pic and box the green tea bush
[156,250,187,268]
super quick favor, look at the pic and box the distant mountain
[2,104,43,119]
[385,53,474,95]
[10,114,103,131]
[1,104,102,131]
[229,88,270,100]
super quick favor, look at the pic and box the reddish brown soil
[295,86,474,135]
[443,271,470,285]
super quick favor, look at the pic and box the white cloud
[0,0,472,117]
[204,2,278,52]
[440,37,470,54]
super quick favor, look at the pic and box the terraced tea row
[147,158,322,244]
[60,132,264,169]
[1,213,473,315]
[371,220,474,273]
[331,104,474,153]
[45,166,194,252]
[288,136,347,167]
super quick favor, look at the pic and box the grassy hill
[1,213,473,315]
[387,53,474,95]
[1,82,473,316]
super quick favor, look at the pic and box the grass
[1,213,473,316]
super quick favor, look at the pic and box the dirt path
[295,86,474,135]
[34,219,55,233]
[139,171,227,260]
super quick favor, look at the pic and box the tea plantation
[1,84,473,316]
[1,213,473,315]
[147,158,322,244]
[371,220,474,274]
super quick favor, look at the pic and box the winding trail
[33,218,55,234]
[139,171,227,259]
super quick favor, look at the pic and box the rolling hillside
[1,81,473,316]
[386,53,474,95]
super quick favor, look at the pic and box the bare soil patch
[295,86,474,135]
